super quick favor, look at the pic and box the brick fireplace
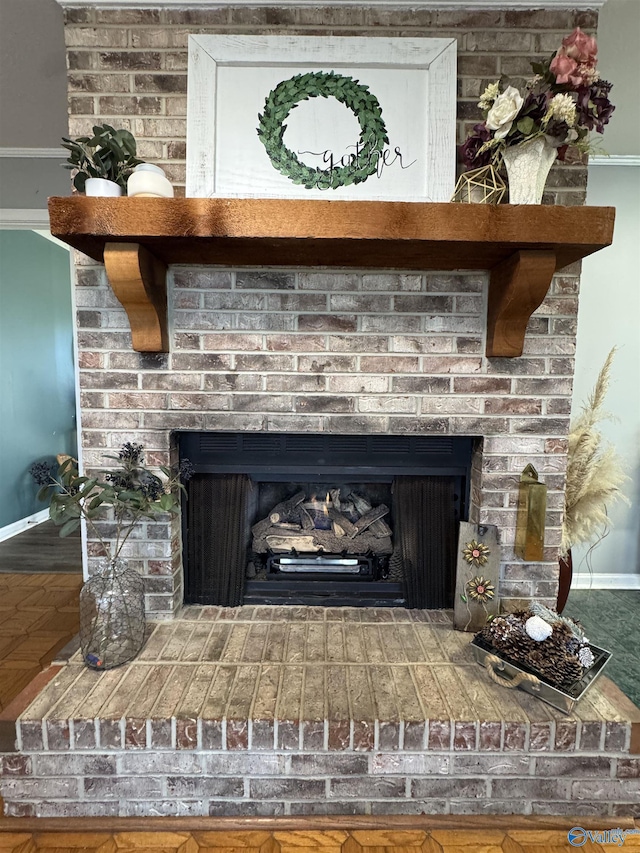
[61,4,600,618]
[6,0,638,822]
[78,256,581,617]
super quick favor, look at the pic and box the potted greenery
[61,123,143,196]
[30,443,193,668]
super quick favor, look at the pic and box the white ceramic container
[127,163,174,198]
[85,178,123,197]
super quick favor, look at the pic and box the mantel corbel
[486,250,557,358]
[103,242,168,353]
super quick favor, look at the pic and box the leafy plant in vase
[461,27,615,204]
[61,123,143,196]
[557,348,629,611]
[31,443,193,668]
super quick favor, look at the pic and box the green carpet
[563,588,640,708]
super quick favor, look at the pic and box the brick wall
[63,6,596,616]
[4,748,639,818]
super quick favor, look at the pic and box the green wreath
[257,71,389,190]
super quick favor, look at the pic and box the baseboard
[0,510,49,543]
[571,573,640,590]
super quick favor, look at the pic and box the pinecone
[478,612,585,688]
[480,612,537,665]
[500,624,537,662]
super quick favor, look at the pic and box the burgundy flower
[460,123,491,168]
[521,92,549,122]
[577,79,615,133]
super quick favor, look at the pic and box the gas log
[252,490,392,556]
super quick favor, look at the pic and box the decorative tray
[471,635,611,714]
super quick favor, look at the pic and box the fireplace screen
[179,432,473,609]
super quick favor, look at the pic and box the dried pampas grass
[561,347,629,555]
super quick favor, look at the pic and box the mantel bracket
[486,250,557,358]
[103,242,168,353]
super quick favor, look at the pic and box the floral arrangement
[476,601,595,688]
[31,443,193,561]
[461,27,615,168]
[562,348,629,556]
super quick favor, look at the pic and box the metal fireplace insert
[178,432,473,609]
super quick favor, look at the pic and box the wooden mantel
[48,197,615,356]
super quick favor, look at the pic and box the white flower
[578,63,600,85]
[486,86,524,139]
[548,93,577,127]
[578,645,595,668]
[525,615,553,642]
[478,81,500,111]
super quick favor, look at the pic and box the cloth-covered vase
[503,136,557,204]
[79,557,145,669]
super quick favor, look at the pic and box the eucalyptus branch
[61,124,143,192]
[30,444,193,563]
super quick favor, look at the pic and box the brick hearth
[1,607,639,818]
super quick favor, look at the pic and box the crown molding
[0,147,64,159]
[0,209,51,229]
[54,0,607,9]
[590,154,640,167]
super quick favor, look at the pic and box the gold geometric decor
[450,165,506,204]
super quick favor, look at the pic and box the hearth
[178,432,473,609]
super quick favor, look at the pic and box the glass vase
[79,557,146,670]
[502,137,557,204]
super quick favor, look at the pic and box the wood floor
[0,521,82,574]
[0,572,82,713]
[1,819,639,851]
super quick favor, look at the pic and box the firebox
[178,432,474,609]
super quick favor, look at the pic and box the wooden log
[266,534,317,552]
[251,491,307,537]
[272,491,306,519]
[352,504,390,536]
[349,492,371,515]
[253,528,393,555]
[327,508,358,537]
[251,517,274,539]
[349,492,392,538]
[332,522,346,538]
[298,505,315,530]
[371,519,393,537]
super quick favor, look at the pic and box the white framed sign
[187,35,457,202]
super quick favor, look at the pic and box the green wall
[0,231,76,529]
